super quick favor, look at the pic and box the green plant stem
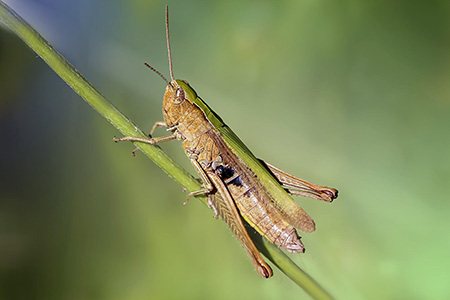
[0,2,332,299]
[255,233,332,300]
[0,1,198,192]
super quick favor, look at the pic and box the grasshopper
[114,6,338,278]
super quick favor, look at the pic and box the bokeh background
[1,1,449,299]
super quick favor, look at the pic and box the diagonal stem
[0,2,332,299]
[0,1,200,192]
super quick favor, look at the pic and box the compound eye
[175,88,185,102]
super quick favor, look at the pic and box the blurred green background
[1,0,449,299]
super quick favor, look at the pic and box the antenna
[144,62,169,84]
[165,4,175,82]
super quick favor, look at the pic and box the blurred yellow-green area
[1,1,449,299]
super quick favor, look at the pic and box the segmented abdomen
[183,131,304,253]
[222,168,304,253]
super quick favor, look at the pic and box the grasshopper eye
[176,88,184,98]
[174,88,185,104]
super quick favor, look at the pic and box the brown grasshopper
[114,6,338,278]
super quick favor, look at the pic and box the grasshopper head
[165,80,197,103]
[162,80,198,127]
